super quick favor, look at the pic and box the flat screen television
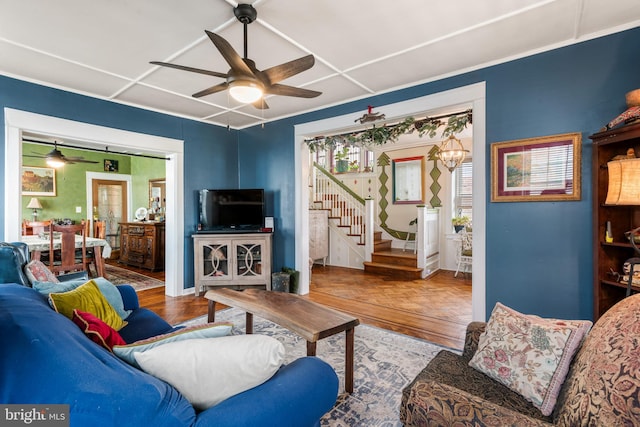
[198,189,264,231]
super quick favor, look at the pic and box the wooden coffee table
[205,288,360,393]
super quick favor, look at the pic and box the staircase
[312,163,428,279]
[363,231,424,280]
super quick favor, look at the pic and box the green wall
[21,143,165,223]
[132,156,165,212]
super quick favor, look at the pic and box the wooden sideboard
[119,221,165,271]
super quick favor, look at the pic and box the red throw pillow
[72,309,126,351]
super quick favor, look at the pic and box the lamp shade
[26,198,43,209]
[605,158,640,205]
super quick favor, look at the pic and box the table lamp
[27,197,43,221]
[605,158,640,205]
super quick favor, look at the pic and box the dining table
[21,234,112,278]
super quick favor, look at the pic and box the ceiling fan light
[229,80,264,104]
[46,149,66,168]
[46,158,65,168]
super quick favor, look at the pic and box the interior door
[91,180,127,250]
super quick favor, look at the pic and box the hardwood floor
[132,262,472,350]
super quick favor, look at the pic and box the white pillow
[134,335,285,410]
[113,322,233,367]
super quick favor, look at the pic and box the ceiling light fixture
[45,148,66,168]
[228,78,264,104]
[437,135,469,172]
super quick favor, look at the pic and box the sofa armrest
[116,284,140,310]
[194,357,338,427]
[462,321,486,360]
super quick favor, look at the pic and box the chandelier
[437,135,468,172]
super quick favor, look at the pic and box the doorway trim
[294,82,487,321]
[4,108,185,297]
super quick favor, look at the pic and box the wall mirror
[149,178,166,211]
[393,156,425,204]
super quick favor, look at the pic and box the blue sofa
[0,243,339,426]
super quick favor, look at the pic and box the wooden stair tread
[363,261,422,273]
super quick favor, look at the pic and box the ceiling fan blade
[262,55,316,85]
[266,84,321,98]
[205,30,254,77]
[193,82,229,98]
[65,157,99,164]
[23,154,46,158]
[150,61,228,79]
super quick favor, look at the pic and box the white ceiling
[2,0,639,130]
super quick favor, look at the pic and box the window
[454,160,473,221]
[331,144,360,173]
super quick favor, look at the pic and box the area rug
[103,264,164,291]
[181,308,453,427]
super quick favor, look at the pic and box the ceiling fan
[23,141,100,167]
[150,3,321,109]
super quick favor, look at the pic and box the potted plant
[452,215,470,233]
[334,147,350,173]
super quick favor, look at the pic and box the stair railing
[313,163,367,245]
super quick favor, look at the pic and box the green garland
[305,110,472,152]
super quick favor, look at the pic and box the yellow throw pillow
[49,280,127,331]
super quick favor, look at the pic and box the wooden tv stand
[192,232,272,296]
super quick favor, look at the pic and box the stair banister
[416,206,427,275]
[364,198,374,262]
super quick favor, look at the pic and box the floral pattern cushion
[24,260,59,284]
[554,294,640,425]
[468,303,591,416]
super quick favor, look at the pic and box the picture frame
[104,159,119,172]
[491,132,581,202]
[21,166,56,196]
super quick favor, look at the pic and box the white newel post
[416,205,427,276]
[364,198,375,262]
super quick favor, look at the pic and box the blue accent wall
[0,77,239,288]
[2,27,639,319]
[238,27,640,320]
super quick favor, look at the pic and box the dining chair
[454,228,473,277]
[48,220,87,276]
[85,220,106,276]
[403,218,418,254]
[94,220,106,239]
[22,220,51,236]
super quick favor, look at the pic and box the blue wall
[238,27,640,320]
[2,27,639,319]
[0,77,239,288]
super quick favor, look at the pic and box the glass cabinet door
[202,242,230,279]
[235,242,263,277]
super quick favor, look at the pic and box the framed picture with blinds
[491,132,581,202]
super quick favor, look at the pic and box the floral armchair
[400,294,640,426]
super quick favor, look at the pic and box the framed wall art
[491,132,581,202]
[21,166,56,196]
[104,159,119,172]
